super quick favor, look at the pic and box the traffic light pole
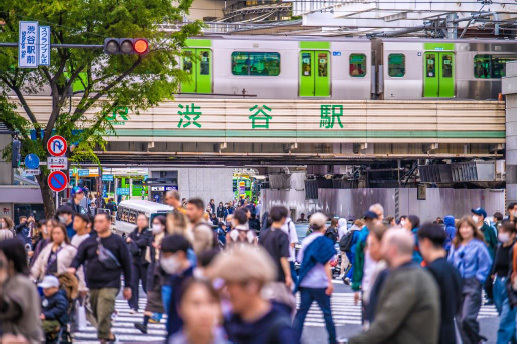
[0,42,103,49]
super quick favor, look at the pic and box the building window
[474,54,517,79]
[349,53,366,77]
[231,52,280,76]
[388,53,405,77]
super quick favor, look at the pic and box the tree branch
[71,56,143,122]
[9,85,39,126]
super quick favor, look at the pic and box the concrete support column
[502,62,517,209]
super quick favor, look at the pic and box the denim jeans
[345,251,354,279]
[161,285,172,316]
[294,287,336,344]
[494,276,517,344]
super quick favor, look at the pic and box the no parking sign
[48,170,68,192]
[47,135,67,157]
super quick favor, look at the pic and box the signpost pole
[55,191,58,209]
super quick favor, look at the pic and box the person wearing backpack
[325,218,339,243]
[339,219,364,284]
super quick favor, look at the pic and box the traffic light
[103,38,149,55]
[11,139,21,168]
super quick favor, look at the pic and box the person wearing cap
[293,212,336,344]
[67,186,86,216]
[472,207,498,305]
[160,234,194,337]
[38,275,69,340]
[351,210,380,309]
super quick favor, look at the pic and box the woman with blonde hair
[448,216,492,344]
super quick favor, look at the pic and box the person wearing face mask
[169,278,227,344]
[55,205,75,239]
[471,207,497,306]
[126,213,153,314]
[506,202,517,222]
[491,220,517,343]
[161,234,194,338]
[135,216,167,334]
[448,216,492,344]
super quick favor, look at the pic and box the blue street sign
[117,188,130,195]
[24,154,40,169]
[154,194,160,202]
[78,169,89,177]
[102,174,114,181]
[332,51,341,56]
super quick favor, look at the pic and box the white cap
[38,275,59,289]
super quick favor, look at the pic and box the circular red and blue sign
[47,135,67,157]
[48,170,68,192]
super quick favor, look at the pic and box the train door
[180,48,212,94]
[423,52,455,98]
[299,50,330,97]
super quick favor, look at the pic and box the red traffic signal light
[103,38,149,55]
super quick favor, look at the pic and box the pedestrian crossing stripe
[74,289,501,343]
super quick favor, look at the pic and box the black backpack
[325,228,338,243]
[339,231,355,252]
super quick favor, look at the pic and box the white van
[114,200,172,234]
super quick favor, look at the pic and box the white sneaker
[129,309,138,314]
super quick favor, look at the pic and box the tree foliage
[0,0,202,217]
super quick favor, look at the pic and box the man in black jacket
[418,223,462,344]
[126,213,152,313]
[69,213,132,344]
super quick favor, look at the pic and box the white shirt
[71,233,90,248]
[280,217,298,262]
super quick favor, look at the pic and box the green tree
[0,0,202,218]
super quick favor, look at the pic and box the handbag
[74,299,88,331]
[97,237,121,270]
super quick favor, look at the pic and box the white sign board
[47,157,68,170]
[23,168,41,176]
[18,21,38,68]
[38,26,50,66]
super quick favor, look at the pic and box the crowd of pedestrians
[2,188,517,344]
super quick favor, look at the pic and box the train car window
[474,55,517,79]
[388,54,405,77]
[116,207,124,221]
[442,54,453,78]
[183,52,193,74]
[302,53,311,76]
[426,55,436,77]
[349,54,366,77]
[231,52,280,76]
[200,51,210,75]
[318,53,328,77]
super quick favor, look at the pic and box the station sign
[47,135,67,157]
[78,169,90,177]
[102,174,114,182]
[47,157,67,170]
[48,170,68,192]
[18,21,38,68]
[117,188,130,195]
[23,168,41,176]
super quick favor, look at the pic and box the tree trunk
[36,174,56,219]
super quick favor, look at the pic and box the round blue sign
[24,154,40,170]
